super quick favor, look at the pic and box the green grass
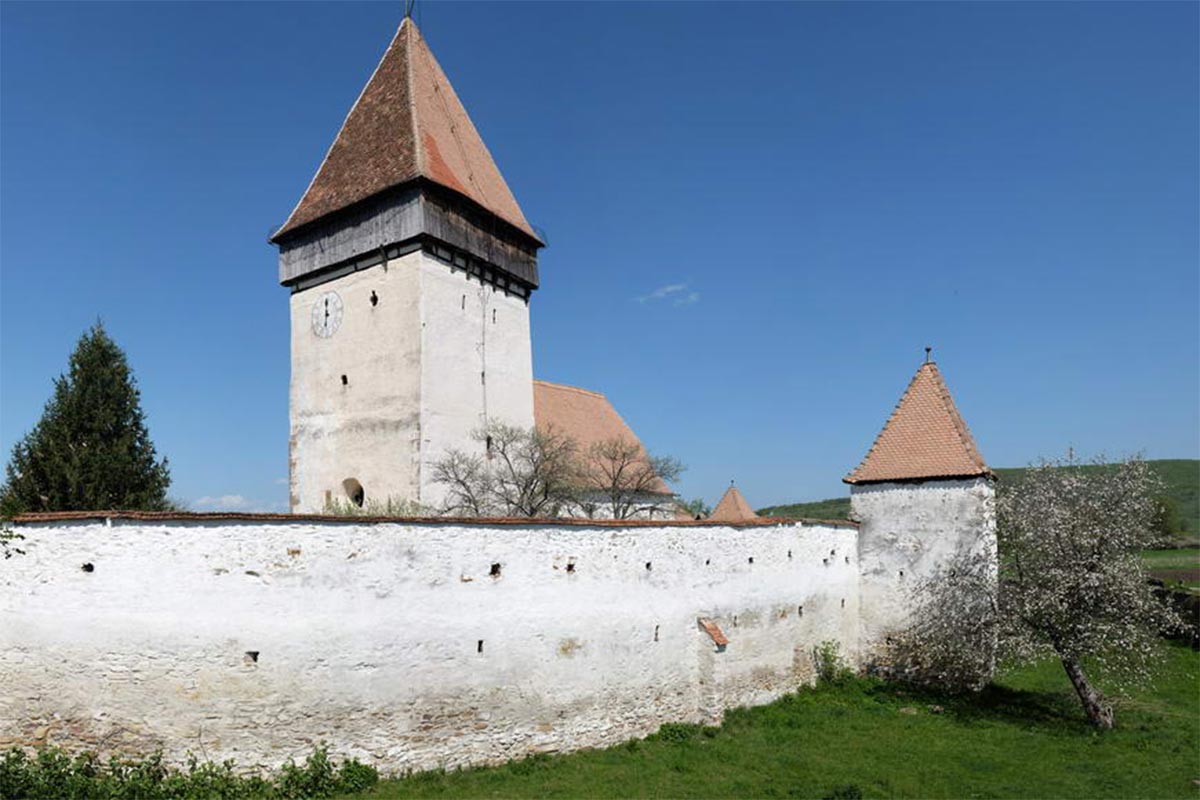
[758,459,1200,539]
[1144,547,1200,591]
[353,644,1200,799]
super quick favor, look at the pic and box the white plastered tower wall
[851,477,995,657]
[289,251,534,513]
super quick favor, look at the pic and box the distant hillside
[758,459,1199,536]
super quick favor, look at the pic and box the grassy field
[1144,547,1200,591]
[758,459,1199,539]
[353,644,1200,799]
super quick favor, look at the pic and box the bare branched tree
[582,437,683,520]
[433,422,582,518]
[896,454,1186,728]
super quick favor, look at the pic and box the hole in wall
[704,559,710,566]
[370,291,379,307]
[492,309,497,324]
[899,570,905,578]
[841,598,846,608]
[244,651,259,665]
[477,640,484,653]
[645,561,652,571]
[566,561,576,574]
[654,624,660,642]
[340,374,348,387]
[342,478,364,508]
[798,605,803,617]
[485,435,494,458]
[489,563,502,578]
[81,562,94,573]
[844,556,850,564]
[830,549,837,556]
[733,615,739,627]
[822,558,829,566]
[787,550,792,560]
[748,556,754,564]
[461,294,466,310]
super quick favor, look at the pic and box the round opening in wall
[81,562,94,573]
[342,478,365,508]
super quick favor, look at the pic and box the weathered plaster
[851,477,996,659]
[289,250,533,513]
[1,517,857,773]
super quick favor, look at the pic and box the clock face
[311,291,344,338]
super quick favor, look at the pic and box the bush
[0,745,377,799]
[814,640,853,685]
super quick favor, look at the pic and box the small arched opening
[342,478,365,508]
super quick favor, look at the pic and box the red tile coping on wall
[9,511,858,528]
[698,618,729,647]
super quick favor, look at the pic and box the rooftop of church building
[270,16,539,245]
[844,358,991,485]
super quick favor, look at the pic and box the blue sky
[2,1,1197,513]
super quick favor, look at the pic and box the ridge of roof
[532,379,607,400]
[271,17,539,244]
[844,361,991,485]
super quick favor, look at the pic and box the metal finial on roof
[925,346,932,364]
[404,0,416,18]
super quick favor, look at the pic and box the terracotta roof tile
[271,18,538,243]
[709,485,759,523]
[844,362,991,484]
[533,380,669,494]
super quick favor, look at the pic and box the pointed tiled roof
[271,17,538,243]
[844,361,991,484]
[709,484,758,522]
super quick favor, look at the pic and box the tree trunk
[1061,657,1114,729]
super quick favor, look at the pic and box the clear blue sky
[2,1,1197,513]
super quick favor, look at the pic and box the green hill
[758,459,1199,536]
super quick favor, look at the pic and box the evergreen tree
[1,323,171,515]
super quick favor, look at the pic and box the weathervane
[925,346,932,364]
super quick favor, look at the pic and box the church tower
[270,17,543,513]
[845,357,996,662]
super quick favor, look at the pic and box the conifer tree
[1,323,171,515]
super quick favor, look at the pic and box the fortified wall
[1,512,861,773]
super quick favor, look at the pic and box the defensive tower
[270,17,543,512]
[845,356,996,660]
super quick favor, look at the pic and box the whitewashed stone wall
[851,477,996,659]
[0,516,858,773]
[288,250,534,514]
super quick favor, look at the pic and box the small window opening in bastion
[704,559,710,566]
[844,556,850,564]
[654,624,660,642]
[244,651,259,665]
[340,374,349,387]
[486,435,494,458]
[733,615,739,627]
[370,291,379,307]
[81,562,94,573]
[492,309,497,324]
[477,640,484,653]
[899,570,905,578]
[566,561,576,574]
[822,558,829,566]
[645,561,652,571]
[461,294,466,310]
[787,550,792,559]
[841,598,846,608]
[748,556,754,564]
[489,563,502,578]
[798,605,803,617]
[342,478,365,508]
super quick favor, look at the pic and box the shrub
[0,744,377,799]
[815,640,853,685]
